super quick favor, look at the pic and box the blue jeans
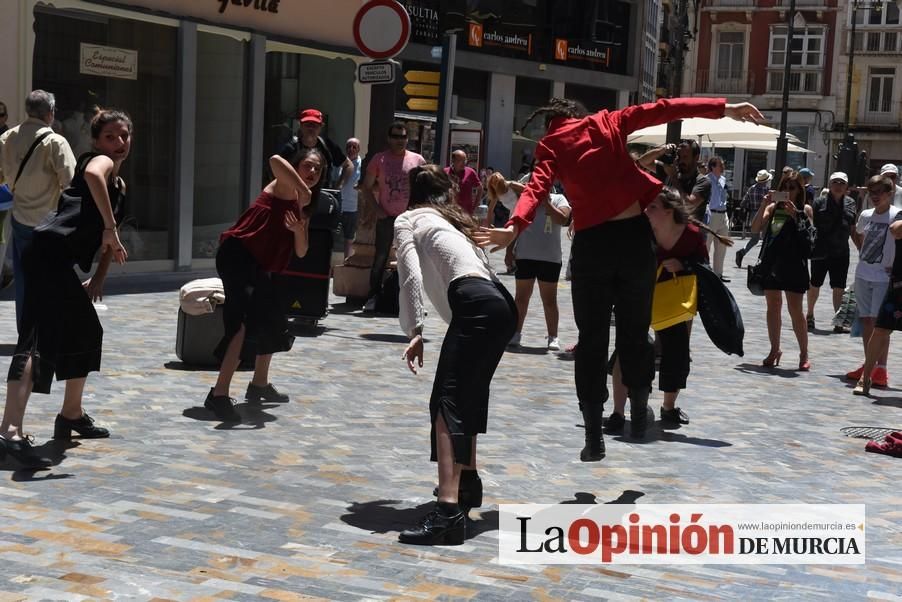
[11,216,35,333]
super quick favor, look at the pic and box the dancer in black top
[0,109,131,468]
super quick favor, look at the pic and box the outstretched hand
[101,229,128,265]
[403,335,424,374]
[724,102,766,125]
[473,225,517,253]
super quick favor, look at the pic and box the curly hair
[520,98,589,133]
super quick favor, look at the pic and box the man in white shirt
[0,90,76,331]
[340,137,362,259]
[705,156,730,281]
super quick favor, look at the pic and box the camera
[659,147,677,165]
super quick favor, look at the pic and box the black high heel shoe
[0,435,53,468]
[53,413,110,440]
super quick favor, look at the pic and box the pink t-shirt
[444,166,481,214]
[367,150,427,217]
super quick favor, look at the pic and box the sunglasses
[830,180,846,185]
[389,133,408,140]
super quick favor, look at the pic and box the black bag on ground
[693,261,745,357]
[274,228,333,323]
[374,269,400,316]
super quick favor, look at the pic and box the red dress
[220,191,299,273]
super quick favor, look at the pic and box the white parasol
[627,118,802,145]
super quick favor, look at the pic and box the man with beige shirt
[0,90,76,332]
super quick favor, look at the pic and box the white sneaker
[546,336,561,351]
[363,297,377,312]
[508,332,521,347]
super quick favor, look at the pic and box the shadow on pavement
[360,333,410,345]
[734,364,802,378]
[182,402,279,429]
[872,397,902,409]
[1,440,78,474]
[330,301,365,314]
[340,499,501,539]
[659,431,732,447]
[506,346,548,355]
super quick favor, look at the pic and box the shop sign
[216,0,279,14]
[79,44,138,80]
[467,23,532,56]
[553,38,612,69]
[403,0,441,45]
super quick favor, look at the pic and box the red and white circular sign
[352,0,411,60]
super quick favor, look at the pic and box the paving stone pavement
[0,237,900,601]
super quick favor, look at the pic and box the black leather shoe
[245,382,289,403]
[398,503,466,545]
[54,412,110,439]
[660,406,690,427]
[735,249,745,268]
[580,404,605,461]
[719,275,731,283]
[603,411,625,434]
[204,389,241,422]
[0,435,53,468]
[432,470,483,513]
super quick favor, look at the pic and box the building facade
[682,0,842,194]
[2,0,641,274]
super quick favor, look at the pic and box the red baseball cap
[299,108,323,124]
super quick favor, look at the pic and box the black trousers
[657,321,691,392]
[8,237,102,394]
[368,216,396,299]
[430,277,517,466]
[571,215,656,407]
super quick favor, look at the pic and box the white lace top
[394,207,495,338]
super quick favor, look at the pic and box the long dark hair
[289,145,326,216]
[521,98,588,133]
[408,165,479,241]
[777,170,806,210]
[657,187,733,247]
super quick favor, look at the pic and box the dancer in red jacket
[475,97,763,460]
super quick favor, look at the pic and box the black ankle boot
[432,470,483,512]
[629,389,650,440]
[398,502,466,545]
[580,404,605,461]
[53,413,110,440]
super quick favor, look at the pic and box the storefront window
[33,6,177,261]
[513,77,551,175]
[263,51,356,187]
[193,32,247,258]
[564,83,617,113]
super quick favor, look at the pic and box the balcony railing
[846,30,902,54]
[691,69,754,95]
[766,69,823,95]
[859,102,902,127]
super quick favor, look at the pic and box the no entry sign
[352,0,411,60]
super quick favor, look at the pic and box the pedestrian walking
[705,156,731,281]
[735,169,772,268]
[202,147,323,422]
[475,96,764,462]
[395,165,516,545]
[0,90,76,332]
[0,108,131,467]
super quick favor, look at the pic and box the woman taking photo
[203,147,323,422]
[750,171,816,371]
[0,108,131,467]
[396,165,516,546]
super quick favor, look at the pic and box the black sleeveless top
[60,152,126,271]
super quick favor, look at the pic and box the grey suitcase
[175,307,224,366]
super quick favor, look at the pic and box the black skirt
[429,277,517,466]
[8,236,102,394]
[214,236,293,360]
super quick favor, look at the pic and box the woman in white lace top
[394,165,517,546]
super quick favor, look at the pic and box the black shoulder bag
[34,152,98,238]
[10,131,53,193]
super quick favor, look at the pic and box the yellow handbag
[651,265,698,331]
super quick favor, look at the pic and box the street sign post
[352,0,411,60]
[357,61,395,85]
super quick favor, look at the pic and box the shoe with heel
[798,354,811,372]
[53,412,110,440]
[763,350,782,367]
[398,502,466,545]
[853,376,872,396]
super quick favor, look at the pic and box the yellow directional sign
[403,83,439,98]
[405,70,440,84]
[406,98,439,112]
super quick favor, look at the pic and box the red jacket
[509,97,726,232]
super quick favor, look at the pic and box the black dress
[8,153,125,394]
[761,208,813,294]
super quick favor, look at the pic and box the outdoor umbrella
[627,118,802,145]
[699,138,814,153]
